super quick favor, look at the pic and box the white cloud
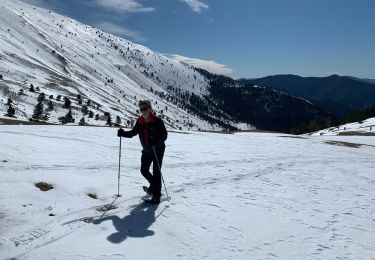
[95,21,146,42]
[167,54,233,75]
[95,0,155,13]
[179,0,209,13]
[21,0,43,4]
[20,0,61,9]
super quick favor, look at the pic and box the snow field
[0,125,375,259]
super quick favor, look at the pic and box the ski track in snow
[1,125,375,259]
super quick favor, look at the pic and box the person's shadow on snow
[93,202,158,243]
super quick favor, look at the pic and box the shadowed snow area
[0,125,375,259]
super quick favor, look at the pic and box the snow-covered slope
[1,125,375,259]
[310,117,375,136]
[0,0,235,130]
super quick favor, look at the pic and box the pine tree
[88,110,94,118]
[65,109,74,123]
[77,94,82,105]
[56,95,61,101]
[32,102,44,120]
[81,105,88,115]
[63,97,71,109]
[59,109,74,124]
[116,115,121,125]
[42,113,49,122]
[6,103,16,117]
[37,93,45,103]
[29,84,35,92]
[106,113,112,126]
[95,114,99,120]
[47,100,54,111]
[6,98,12,105]
[79,117,86,126]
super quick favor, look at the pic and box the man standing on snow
[117,100,167,204]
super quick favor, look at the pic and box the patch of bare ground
[87,193,98,199]
[168,130,191,134]
[325,140,375,148]
[96,204,118,212]
[83,217,93,223]
[337,131,375,136]
[204,129,280,135]
[35,182,54,191]
[0,118,54,125]
[278,135,307,139]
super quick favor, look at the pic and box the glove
[117,128,125,137]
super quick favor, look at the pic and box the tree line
[290,103,375,134]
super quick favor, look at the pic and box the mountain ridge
[239,74,375,117]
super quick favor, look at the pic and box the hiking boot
[150,195,161,205]
[143,186,153,196]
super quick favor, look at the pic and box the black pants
[140,144,165,197]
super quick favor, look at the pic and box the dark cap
[138,100,151,108]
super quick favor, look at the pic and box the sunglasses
[140,106,149,112]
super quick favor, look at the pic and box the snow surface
[1,125,375,259]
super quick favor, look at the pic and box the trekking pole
[117,136,122,197]
[152,146,170,200]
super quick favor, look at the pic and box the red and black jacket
[120,112,167,149]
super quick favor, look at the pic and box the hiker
[117,100,167,204]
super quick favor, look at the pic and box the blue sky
[23,0,375,79]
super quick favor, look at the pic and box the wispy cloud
[21,0,63,10]
[94,0,155,13]
[179,0,209,13]
[167,54,233,75]
[95,21,146,42]
[21,0,43,5]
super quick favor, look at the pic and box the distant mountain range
[199,70,329,133]
[239,75,375,117]
[348,77,375,86]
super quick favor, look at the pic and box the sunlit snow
[1,125,374,259]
